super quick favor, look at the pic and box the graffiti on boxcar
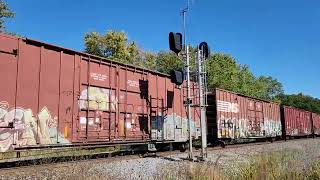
[288,128,311,136]
[152,113,200,141]
[0,101,9,110]
[218,117,235,138]
[218,116,282,139]
[218,118,250,138]
[288,129,298,136]
[79,116,103,131]
[0,101,69,152]
[79,87,118,111]
[263,119,282,137]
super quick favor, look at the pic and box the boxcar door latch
[0,49,18,56]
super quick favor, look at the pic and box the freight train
[0,33,319,155]
[0,33,201,153]
[207,89,320,146]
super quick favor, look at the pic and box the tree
[206,53,241,92]
[188,46,198,72]
[82,30,289,104]
[257,76,284,101]
[84,32,104,57]
[154,51,183,74]
[206,53,284,101]
[83,30,202,75]
[140,51,157,70]
[127,41,139,65]
[0,0,14,32]
[280,93,320,113]
[84,30,185,73]
[236,65,261,98]
[84,31,140,64]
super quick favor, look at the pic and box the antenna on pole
[181,0,190,49]
[181,0,193,161]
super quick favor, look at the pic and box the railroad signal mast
[169,32,193,160]
[197,42,210,160]
[169,0,210,161]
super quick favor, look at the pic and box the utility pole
[181,1,193,160]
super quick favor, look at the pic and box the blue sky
[5,0,320,98]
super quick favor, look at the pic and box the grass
[307,161,320,180]
[160,151,320,180]
[1,147,320,180]
[227,151,303,180]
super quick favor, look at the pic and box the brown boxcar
[207,89,282,141]
[0,33,200,152]
[312,113,320,135]
[281,106,312,137]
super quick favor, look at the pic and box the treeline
[1,0,319,113]
[84,31,284,100]
[0,0,14,32]
[280,94,320,113]
[84,31,320,113]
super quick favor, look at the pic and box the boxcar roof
[211,88,280,105]
[0,33,171,78]
[282,105,314,113]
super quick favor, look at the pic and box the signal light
[169,32,183,54]
[199,42,210,58]
[170,70,184,86]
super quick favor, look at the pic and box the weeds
[307,161,320,180]
[160,150,320,180]
[1,148,320,180]
[227,150,303,180]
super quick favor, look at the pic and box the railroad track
[0,137,316,171]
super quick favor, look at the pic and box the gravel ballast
[1,138,320,179]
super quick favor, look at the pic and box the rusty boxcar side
[0,33,200,152]
[207,89,282,141]
[312,113,320,135]
[281,106,313,137]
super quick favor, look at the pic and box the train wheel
[269,137,275,143]
[285,136,290,141]
[221,142,226,148]
[169,143,173,151]
[179,143,188,152]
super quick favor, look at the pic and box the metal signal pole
[197,46,208,160]
[181,1,193,160]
